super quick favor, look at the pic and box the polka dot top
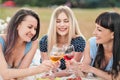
[39,35,86,70]
[39,35,86,52]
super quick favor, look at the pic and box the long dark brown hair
[5,8,40,61]
[93,12,120,78]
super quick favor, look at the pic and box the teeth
[59,28,66,31]
[27,35,33,39]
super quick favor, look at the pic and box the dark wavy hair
[93,12,120,78]
[5,8,40,61]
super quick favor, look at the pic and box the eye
[98,29,102,31]
[64,20,69,23]
[28,25,32,29]
[97,27,102,32]
[56,20,60,23]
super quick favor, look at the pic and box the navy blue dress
[39,35,86,70]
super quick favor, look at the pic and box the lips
[59,28,67,32]
[26,33,34,39]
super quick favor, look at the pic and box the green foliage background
[1,0,120,8]
[1,7,120,40]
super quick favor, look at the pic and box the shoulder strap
[24,41,32,55]
[0,36,6,52]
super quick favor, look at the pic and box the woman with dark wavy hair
[4,8,40,68]
[75,12,120,80]
[0,8,54,79]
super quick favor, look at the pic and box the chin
[25,39,31,42]
[59,33,67,36]
[60,34,67,36]
[96,41,102,44]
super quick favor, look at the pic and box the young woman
[0,8,54,79]
[39,6,86,78]
[77,12,120,80]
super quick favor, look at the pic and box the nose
[31,29,36,35]
[60,21,64,27]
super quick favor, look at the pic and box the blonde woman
[39,6,86,78]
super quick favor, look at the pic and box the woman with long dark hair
[0,8,54,79]
[75,12,120,80]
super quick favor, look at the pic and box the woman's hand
[38,60,56,72]
[78,63,92,73]
[39,60,60,72]
[67,59,85,77]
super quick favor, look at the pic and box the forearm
[1,66,41,79]
[90,67,112,80]
[41,53,49,62]
[74,52,82,62]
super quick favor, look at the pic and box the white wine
[50,56,62,62]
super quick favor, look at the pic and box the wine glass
[63,45,76,77]
[40,45,65,79]
[64,44,75,60]
[50,45,64,63]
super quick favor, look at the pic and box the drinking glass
[40,45,65,79]
[64,44,75,60]
[50,45,64,63]
[62,44,75,75]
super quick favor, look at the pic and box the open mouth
[59,28,67,32]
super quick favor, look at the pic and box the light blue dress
[89,37,113,71]
[0,36,32,68]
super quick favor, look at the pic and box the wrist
[89,66,94,73]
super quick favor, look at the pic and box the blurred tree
[14,0,66,7]
[1,0,119,8]
[70,0,120,8]
[109,0,116,7]
[1,0,6,3]
[0,0,1,3]
[36,0,66,7]
[14,0,37,6]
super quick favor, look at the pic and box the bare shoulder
[72,35,80,38]
[76,35,81,37]
[33,39,39,43]
[73,35,84,39]
[32,39,39,46]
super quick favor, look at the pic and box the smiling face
[56,12,70,36]
[17,15,37,42]
[93,23,114,44]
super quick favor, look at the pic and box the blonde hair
[47,5,85,53]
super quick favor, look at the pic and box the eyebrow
[56,18,68,20]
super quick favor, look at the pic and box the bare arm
[80,41,112,80]
[90,67,112,80]
[0,44,40,79]
[82,41,91,64]
[73,52,83,62]
[2,66,42,79]
[41,52,49,62]
[0,49,54,80]
[0,37,54,79]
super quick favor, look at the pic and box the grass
[0,7,120,40]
